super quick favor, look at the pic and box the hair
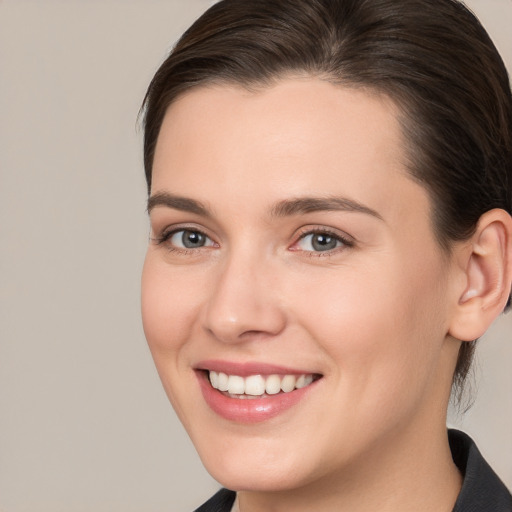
[141,0,512,398]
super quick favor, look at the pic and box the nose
[201,252,287,344]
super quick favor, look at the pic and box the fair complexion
[141,79,511,512]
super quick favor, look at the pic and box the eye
[294,230,353,253]
[166,229,216,249]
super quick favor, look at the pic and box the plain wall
[0,1,510,511]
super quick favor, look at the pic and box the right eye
[166,229,216,249]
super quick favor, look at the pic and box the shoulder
[450,429,512,512]
[194,488,236,512]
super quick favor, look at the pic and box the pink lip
[195,359,313,377]
[195,361,321,424]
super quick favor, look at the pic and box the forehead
[156,79,402,156]
[152,78,427,224]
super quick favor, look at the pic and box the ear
[449,208,512,342]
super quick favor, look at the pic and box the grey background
[0,1,510,510]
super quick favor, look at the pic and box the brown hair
[141,0,512,396]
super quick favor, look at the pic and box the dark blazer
[450,430,512,512]
[194,430,512,512]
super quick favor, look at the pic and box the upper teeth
[209,371,314,396]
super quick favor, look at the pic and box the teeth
[209,371,219,389]
[265,375,281,395]
[245,375,266,395]
[295,374,313,389]
[208,371,316,397]
[281,374,296,393]
[217,372,229,392]
[227,375,245,394]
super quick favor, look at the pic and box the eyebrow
[270,196,383,220]
[147,192,383,221]
[147,192,212,217]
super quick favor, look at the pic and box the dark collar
[194,487,236,512]
[450,429,512,511]
[195,430,512,512]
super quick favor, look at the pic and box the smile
[196,363,322,423]
[209,371,315,398]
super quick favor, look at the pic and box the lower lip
[197,372,318,423]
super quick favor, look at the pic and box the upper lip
[195,359,320,377]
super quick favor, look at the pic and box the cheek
[141,254,202,356]
[290,254,449,401]
[141,254,210,422]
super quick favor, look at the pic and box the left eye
[168,229,215,249]
[296,232,346,252]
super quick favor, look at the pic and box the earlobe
[449,209,512,342]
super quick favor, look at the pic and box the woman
[140,0,512,510]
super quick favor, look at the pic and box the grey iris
[182,230,205,248]
[312,233,337,251]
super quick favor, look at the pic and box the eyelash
[151,226,354,256]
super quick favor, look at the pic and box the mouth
[208,371,319,398]
[195,362,323,423]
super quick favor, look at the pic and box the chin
[206,460,306,492]
[195,438,313,492]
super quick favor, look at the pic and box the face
[142,79,461,492]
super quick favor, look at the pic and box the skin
[142,79,477,511]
